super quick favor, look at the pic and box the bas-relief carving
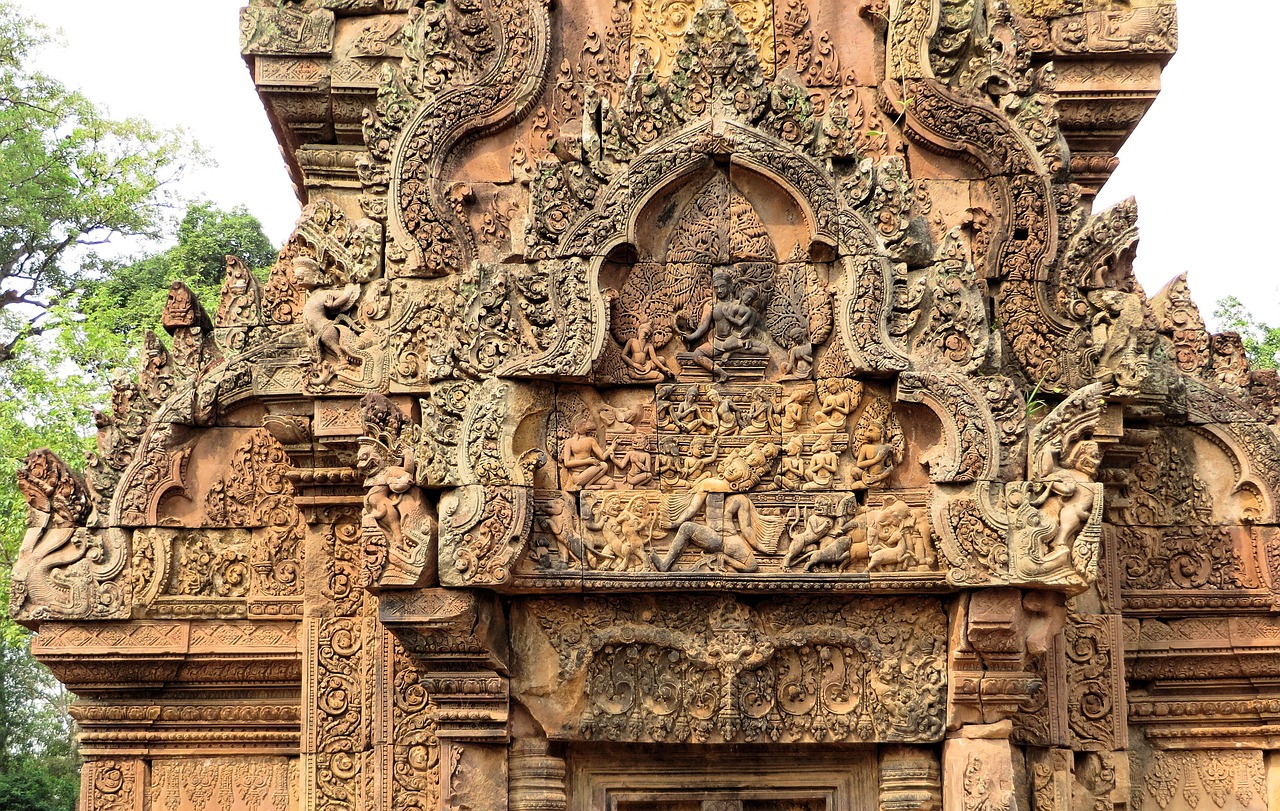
[9,449,127,624]
[631,0,776,80]
[356,393,438,590]
[26,1,1280,810]
[151,757,297,811]
[1131,750,1265,811]
[933,385,1107,593]
[511,595,947,744]
[81,758,146,811]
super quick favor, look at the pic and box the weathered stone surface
[19,1,1280,809]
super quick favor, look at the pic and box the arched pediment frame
[549,118,911,376]
[1186,379,1280,525]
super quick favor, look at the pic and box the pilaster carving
[81,758,146,811]
[881,745,943,811]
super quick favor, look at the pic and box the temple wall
[18,1,1280,810]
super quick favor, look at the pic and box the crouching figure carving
[358,394,438,589]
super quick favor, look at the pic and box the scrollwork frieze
[512,594,946,744]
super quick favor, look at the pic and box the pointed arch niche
[598,162,837,383]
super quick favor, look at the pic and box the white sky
[16,0,1280,328]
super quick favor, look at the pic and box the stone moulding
[18,0,1280,809]
[511,594,948,745]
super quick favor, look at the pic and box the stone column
[943,721,1025,811]
[509,737,567,811]
[881,745,942,811]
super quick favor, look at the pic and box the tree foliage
[1214,296,1280,370]
[0,1,197,362]
[62,201,275,378]
[0,640,77,811]
[0,200,275,806]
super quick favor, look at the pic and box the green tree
[0,200,274,807]
[0,349,91,811]
[0,755,78,811]
[63,201,276,378]
[1214,296,1280,370]
[0,0,197,362]
[0,638,77,790]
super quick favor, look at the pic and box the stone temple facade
[15,0,1280,809]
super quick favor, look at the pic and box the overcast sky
[17,0,1278,328]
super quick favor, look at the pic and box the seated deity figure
[681,436,719,485]
[621,319,679,382]
[682,271,767,381]
[656,437,683,487]
[673,386,712,433]
[850,423,896,490]
[706,389,741,435]
[727,287,770,356]
[777,435,806,491]
[617,434,656,487]
[779,324,815,380]
[813,379,858,433]
[803,434,840,490]
[780,387,813,433]
[743,388,777,435]
[561,413,618,491]
[655,384,678,430]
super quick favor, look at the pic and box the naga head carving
[17,448,91,528]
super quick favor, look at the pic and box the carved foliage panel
[1063,614,1125,752]
[511,594,946,744]
[150,757,297,811]
[81,758,146,811]
[1107,423,1278,614]
[305,617,378,811]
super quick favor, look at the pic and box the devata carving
[357,392,439,589]
[17,2,1280,810]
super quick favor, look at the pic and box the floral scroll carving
[512,595,946,744]
[205,429,306,597]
